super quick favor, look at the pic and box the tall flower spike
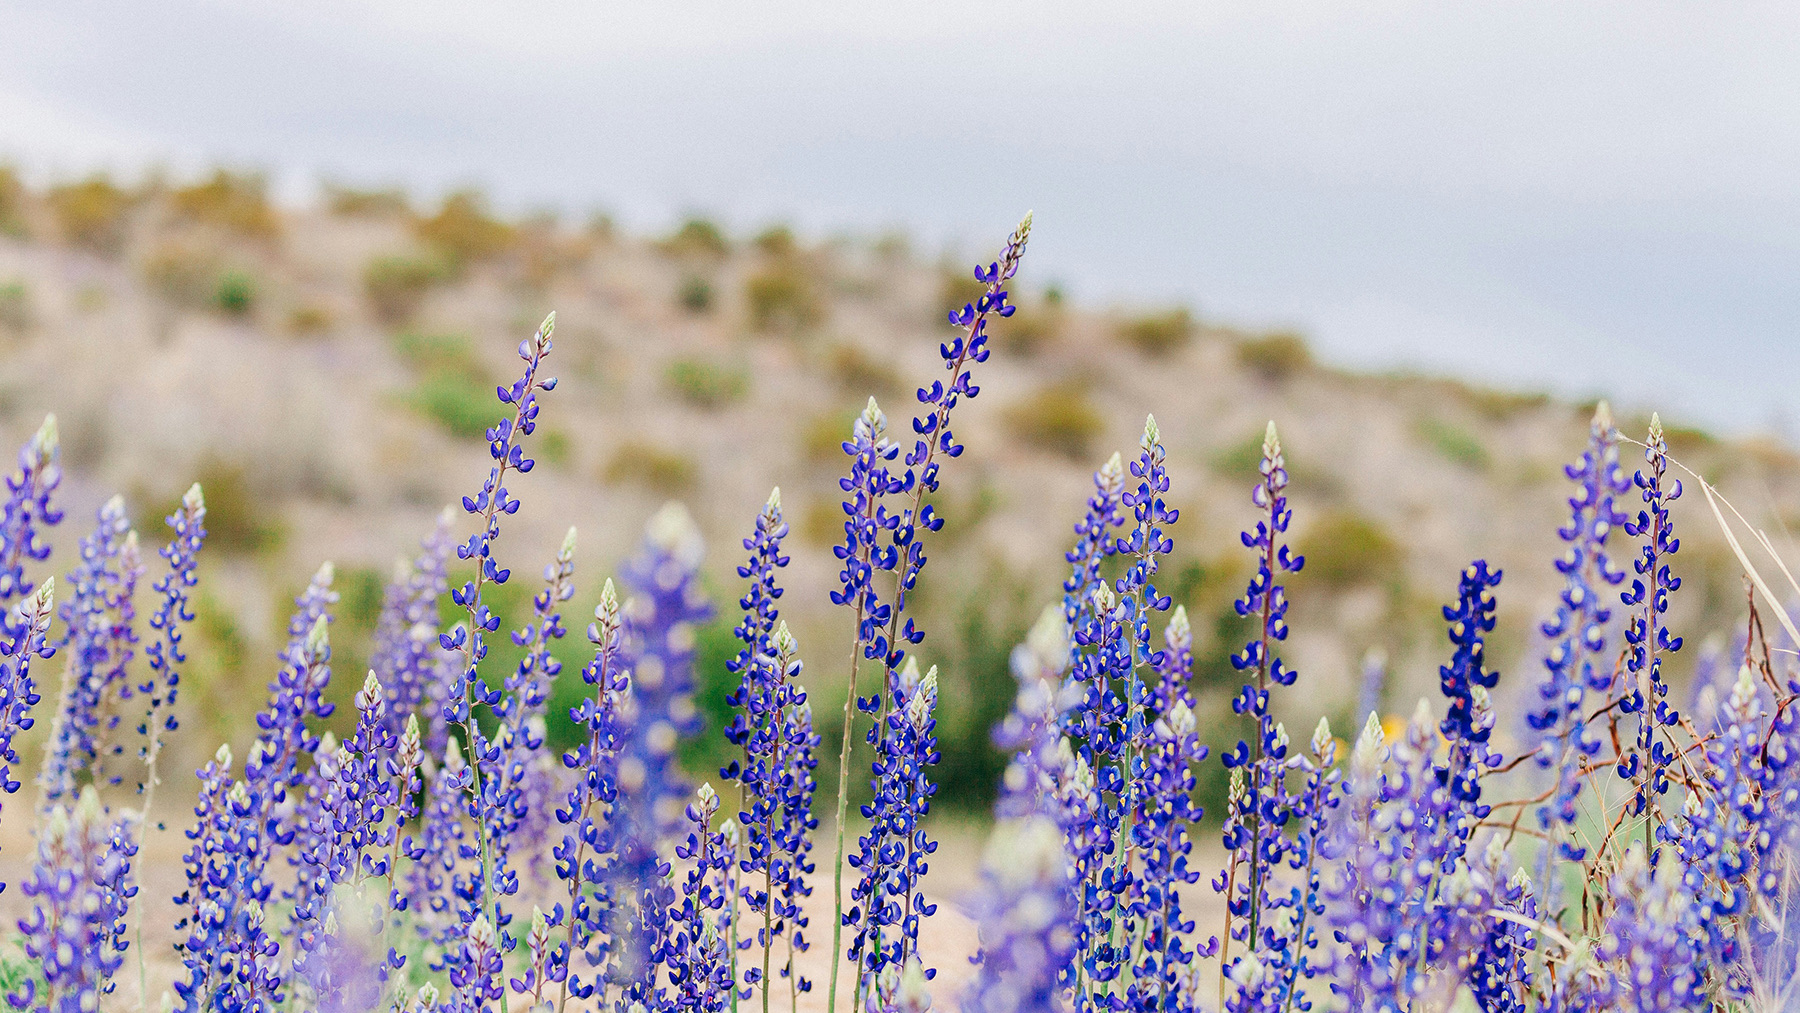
[372,507,454,749]
[1617,412,1685,853]
[0,577,57,814]
[618,502,711,841]
[40,496,142,810]
[1064,453,1127,630]
[172,595,334,1012]
[1437,560,1503,861]
[962,816,1076,1013]
[11,786,138,1011]
[1530,401,1629,865]
[435,312,556,984]
[847,661,942,1002]
[0,414,63,611]
[1218,420,1304,993]
[138,484,206,817]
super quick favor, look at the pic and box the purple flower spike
[10,786,137,1012]
[0,414,63,610]
[1616,413,1685,854]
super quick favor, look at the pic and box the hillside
[1,168,1794,804]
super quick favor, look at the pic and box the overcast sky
[4,1,1798,434]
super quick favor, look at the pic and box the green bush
[48,176,133,254]
[0,167,27,239]
[215,271,256,315]
[746,266,823,333]
[393,332,499,440]
[677,275,714,313]
[1237,331,1312,381]
[666,358,749,409]
[662,218,729,259]
[364,255,451,324]
[1005,382,1105,460]
[1416,418,1489,470]
[411,372,499,439]
[1118,308,1193,357]
[752,225,797,258]
[1294,510,1403,590]
[602,441,698,494]
[171,170,280,237]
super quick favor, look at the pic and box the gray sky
[5,1,1799,434]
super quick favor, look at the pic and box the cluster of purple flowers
[16,208,1800,1013]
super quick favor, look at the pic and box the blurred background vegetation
[0,165,1795,820]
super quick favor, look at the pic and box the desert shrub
[143,243,225,309]
[1416,417,1489,470]
[0,282,28,335]
[1005,381,1104,459]
[0,167,27,239]
[825,343,898,397]
[665,358,749,409]
[1237,330,1312,381]
[1118,308,1193,356]
[745,265,823,332]
[323,183,410,217]
[363,254,451,324]
[47,175,133,253]
[148,457,286,555]
[1293,509,1403,590]
[602,440,698,494]
[662,217,729,258]
[393,332,499,439]
[170,170,280,237]
[752,225,796,257]
[287,304,335,335]
[677,275,714,313]
[415,190,514,264]
[215,271,256,315]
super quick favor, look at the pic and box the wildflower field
[3,192,1800,1013]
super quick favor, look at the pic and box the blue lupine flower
[1218,422,1305,992]
[549,578,628,1004]
[667,783,735,1013]
[847,659,941,1002]
[1617,413,1685,851]
[370,507,454,751]
[0,579,58,822]
[962,817,1076,1013]
[40,496,141,809]
[1437,560,1502,860]
[1530,403,1629,864]
[1062,453,1126,630]
[1589,844,1705,1011]
[0,415,63,611]
[618,501,711,839]
[173,603,335,1013]
[10,786,137,1012]
[438,313,558,993]
[137,483,207,813]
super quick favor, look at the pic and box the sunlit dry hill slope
[1,170,1794,801]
